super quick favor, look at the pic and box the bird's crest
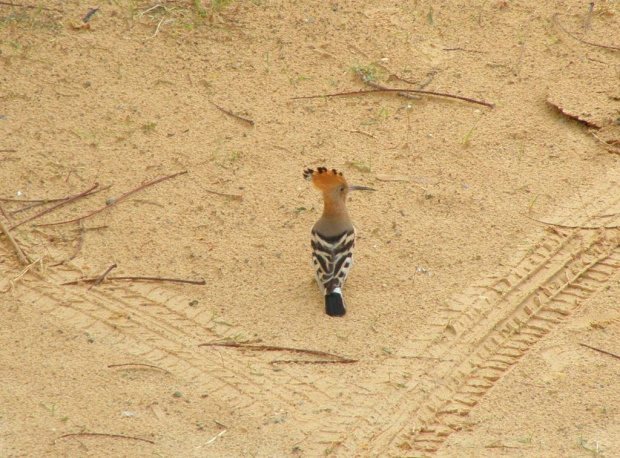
[303,167,348,191]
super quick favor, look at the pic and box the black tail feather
[325,292,346,317]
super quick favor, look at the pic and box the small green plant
[349,160,372,172]
[141,121,157,133]
[361,107,388,126]
[351,64,381,83]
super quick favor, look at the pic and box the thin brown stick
[523,213,618,229]
[204,188,243,200]
[271,358,358,365]
[0,196,74,203]
[579,342,620,360]
[107,363,171,373]
[365,80,419,100]
[553,14,620,51]
[293,88,494,108]
[1,185,110,207]
[209,100,254,126]
[57,432,155,445]
[591,132,620,155]
[0,203,12,222]
[198,341,357,363]
[38,171,187,227]
[10,201,47,215]
[0,1,63,11]
[63,275,205,286]
[0,217,29,265]
[88,264,117,290]
[443,47,486,54]
[52,221,85,266]
[10,183,99,231]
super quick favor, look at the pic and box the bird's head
[303,167,374,204]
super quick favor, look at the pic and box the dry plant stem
[107,363,171,373]
[365,80,419,100]
[88,264,117,290]
[0,203,11,221]
[293,88,494,108]
[0,1,63,11]
[62,276,205,286]
[52,221,85,266]
[523,214,617,229]
[579,342,620,360]
[38,171,187,227]
[591,132,620,155]
[204,188,243,200]
[553,14,620,51]
[209,100,255,126]
[0,185,110,203]
[198,342,357,363]
[10,183,99,231]
[271,359,357,365]
[58,432,155,445]
[0,218,29,265]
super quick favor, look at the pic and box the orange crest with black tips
[303,167,349,192]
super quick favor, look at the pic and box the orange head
[303,167,374,207]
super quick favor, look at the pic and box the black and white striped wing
[311,229,356,294]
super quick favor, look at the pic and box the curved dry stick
[62,276,205,286]
[57,432,154,445]
[293,88,494,108]
[553,14,620,51]
[0,218,29,265]
[10,183,99,231]
[198,341,357,363]
[107,363,170,373]
[38,171,187,227]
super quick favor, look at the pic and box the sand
[1,1,620,456]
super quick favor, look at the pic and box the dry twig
[198,341,357,364]
[57,432,155,445]
[107,363,171,373]
[38,171,187,227]
[553,14,620,51]
[293,88,494,108]
[0,1,63,11]
[523,214,617,229]
[88,264,117,290]
[0,217,29,265]
[209,100,255,126]
[579,342,620,360]
[10,183,99,231]
[63,275,205,286]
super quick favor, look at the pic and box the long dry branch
[38,171,187,227]
[553,14,620,51]
[57,432,155,445]
[198,341,357,363]
[62,276,206,286]
[10,183,99,231]
[0,217,29,265]
[293,88,494,108]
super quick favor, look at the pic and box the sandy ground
[1,1,620,456]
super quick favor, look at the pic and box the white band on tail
[330,287,342,296]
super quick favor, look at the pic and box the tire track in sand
[12,174,620,455]
[19,273,336,420]
[316,177,620,456]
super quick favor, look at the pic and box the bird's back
[311,227,356,295]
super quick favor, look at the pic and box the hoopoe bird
[303,167,374,316]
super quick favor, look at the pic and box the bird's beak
[348,185,375,191]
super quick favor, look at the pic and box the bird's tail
[325,289,346,317]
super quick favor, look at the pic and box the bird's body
[303,167,373,316]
